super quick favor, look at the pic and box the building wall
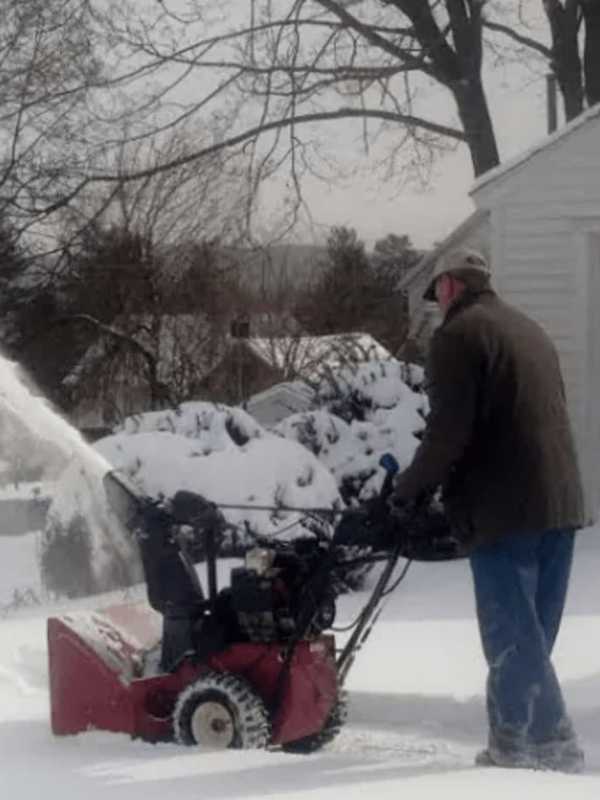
[197,344,283,406]
[474,114,600,519]
[69,376,150,434]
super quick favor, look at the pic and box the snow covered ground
[1,527,599,798]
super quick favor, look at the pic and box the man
[390,247,585,772]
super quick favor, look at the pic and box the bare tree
[9,131,251,423]
[541,1,600,118]
[0,1,111,239]
[5,2,598,242]
[581,1,600,107]
[57,232,243,427]
[0,2,244,246]
[487,2,600,121]
[69,0,596,225]
[91,1,494,186]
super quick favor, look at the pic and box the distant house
[67,316,393,434]
[64,313,228,435]
[198,332,393,406]
[400,103,600,517]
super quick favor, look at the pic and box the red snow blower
[47,455,462,752]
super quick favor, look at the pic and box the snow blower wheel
[173,671,271,749]
[281,690,348,754]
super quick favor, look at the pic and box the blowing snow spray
[0,354,144,595]
[0,356,110,478]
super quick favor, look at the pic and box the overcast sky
[130,1,559,251]
[244,2,557,249]
[269,66,555,250]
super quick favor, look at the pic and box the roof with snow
[245,381,315,426]
[246,381,314,407]
[400,106,600,294]
[63,313,224,388]
[246,333,392,382]
[394,209,490,296]
[472,103,600,194]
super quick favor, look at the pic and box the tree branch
[314,0,436,77]
[56,313,175,408]
[483,19,553,59]
[382,0,461,83]
[77,108,465,189]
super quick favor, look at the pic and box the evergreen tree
[297,226,416,354]
[299,227,376,334]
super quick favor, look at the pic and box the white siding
[579,231,600,518]
[475,113,600,518]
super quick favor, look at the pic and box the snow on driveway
[1,530,599,799]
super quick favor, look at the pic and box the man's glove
[386,492,413,523]
[363,495,397,551]
[362,495,389,527]
[333,496,393,550]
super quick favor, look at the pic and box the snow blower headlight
[244,547,275,576]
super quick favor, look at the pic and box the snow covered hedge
[276,360,426,503]
[41,403,342,598]
[316,359,424,423]
[41,360,426,599]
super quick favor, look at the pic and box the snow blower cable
[381,558,412,596]
[223,510,330,543]
[240,516,309,540]
[332,557,412,632]
[212,501,338,517]
[332,609,370,633]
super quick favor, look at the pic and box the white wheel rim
[190,701,235,748]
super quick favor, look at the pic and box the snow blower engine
[47,455,461,752]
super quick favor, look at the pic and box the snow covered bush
[41,362,426,598]
[316,359,424,423]
[276,360,426,503]
[41,402,342,598]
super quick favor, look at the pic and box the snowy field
[1,527,599,799]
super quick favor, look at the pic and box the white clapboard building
[402,104,600,519]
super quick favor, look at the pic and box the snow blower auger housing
[48,455,463,752]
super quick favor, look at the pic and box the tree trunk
[543,2,584,121]
[582,0,600,107]
[453,78,500,177]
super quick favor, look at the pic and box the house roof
[400,106,600,295]
[472,102,600,195]
[246,333,392,382]
[394,208,490,295]
[63,313,224,388]
[247,380,314,406]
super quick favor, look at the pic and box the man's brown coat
[394,290,585,546]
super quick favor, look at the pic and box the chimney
[230,318,250,338]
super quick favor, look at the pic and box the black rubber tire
[281,690,348,754]
[173,670,271,749]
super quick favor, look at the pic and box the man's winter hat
[423,248,490,301]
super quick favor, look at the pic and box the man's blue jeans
[469,529,576,754]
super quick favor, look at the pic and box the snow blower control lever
[379,452,400,506]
